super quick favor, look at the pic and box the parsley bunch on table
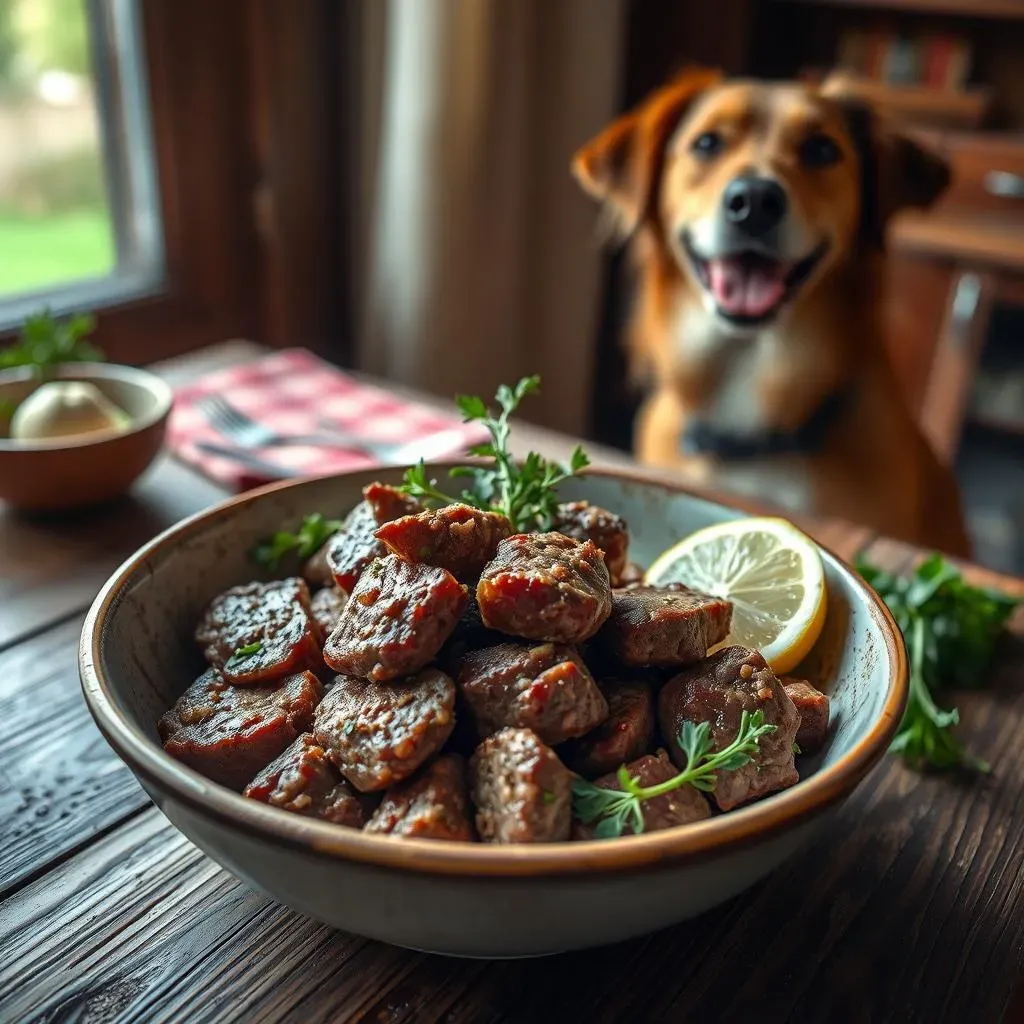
[399,375,589,532]
[572,710,776,838]
[0,309,103,378]
[858,554,1019,772]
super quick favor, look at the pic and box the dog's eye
[800,133,842,168]
[691,131,723,159]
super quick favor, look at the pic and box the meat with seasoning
[552,501,629,585]
[364,753,475,840]
[595,584,732,668]
[375,503,512,582]
[469,727,572,843]
[243,732,366,827]
[560,676,656,777]
[452,641,608,745]
[159,668,323,790]
[310,586,348,636]
[313,668,457,792]
[572,749,711,839]
[476,532,611,643]
[194,578,322,685]
[323,555,467,682]
[658,646,799,811]
[782,678,830,754]
[323,483,421,592]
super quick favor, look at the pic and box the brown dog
[573,69,969,556]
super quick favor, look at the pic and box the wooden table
[2,343,1023,1024]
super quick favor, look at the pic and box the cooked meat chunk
[658,646,799,811]
[243,732,365,827]
[323,555,467,682]
[375,503,513,582]
[302,542,335,588]
[194,578,322,685]
[552,501,629,585]
[364,754,475,840]
[476,532,611,643]
[469,728,572,843]
[561,678,655,777]
[618,562,646,587]
[595,585,732,668]
[159,669,323,790]
[782,678,830,754]
[309,586,348,637]
[452,641,608,745]
[325,483,421,592]
[572,750,711,839]
[313,668,456,792]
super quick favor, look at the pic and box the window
[0,0,162,329]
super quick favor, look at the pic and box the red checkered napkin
[168,348,488,492]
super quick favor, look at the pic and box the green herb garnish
[572,710,776,838]
[252,512,344,570]
[399,376,590,532]
[792,741,802,756]
[0,309,103,381]
[230,641,263,661]
[858,553,1019,772]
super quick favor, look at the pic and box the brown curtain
[350,0,626,434]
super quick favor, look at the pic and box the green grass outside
[0,208,116,296]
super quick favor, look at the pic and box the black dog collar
[681,388,854,460]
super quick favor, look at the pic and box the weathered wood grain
[2,566,1021,1024]
[0,615,149,897]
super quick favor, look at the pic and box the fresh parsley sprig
[572,710,777,839]
[858,553,1019,772]
[1,309,103,380]
[399,376,590,532]
[252,513,343,570]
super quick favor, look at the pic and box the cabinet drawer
[936,134,1024,215]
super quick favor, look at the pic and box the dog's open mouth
[684,238,828,326]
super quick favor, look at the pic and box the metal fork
[196,393,393,454]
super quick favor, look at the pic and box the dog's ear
[572,67,721,239]
[822,77,950,248]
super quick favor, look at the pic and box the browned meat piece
[476,532,611,643]
[313,669,456,792]
[159,669,323,790]
[595,585,732,668]
[552,501,629,585]
[782,678,830,754]
[364,754,475,840]
[560,677,656,777]
[572,749,711,839]
[243,732,365,826]
[658,646,799,811]
[325,483,421,592]
[309,586,348,637]
[469,728,572,843]
[194,578,322,685]
[452,641,608,745]
[323,555,467,682]
[375,503,513,582]
[618,562,646,587]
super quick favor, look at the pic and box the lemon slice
[645,517,827,674]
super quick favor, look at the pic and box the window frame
[0,0,345,366]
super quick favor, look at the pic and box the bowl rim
[0,361,173,452]
[80,464,908,879]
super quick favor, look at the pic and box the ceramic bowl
[0,362,172,512]
[80,466,907,957]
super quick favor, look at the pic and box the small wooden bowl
[0,362,173,512]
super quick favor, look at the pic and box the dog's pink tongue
[708,257,786,318]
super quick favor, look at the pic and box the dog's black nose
[722,175,787,236]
